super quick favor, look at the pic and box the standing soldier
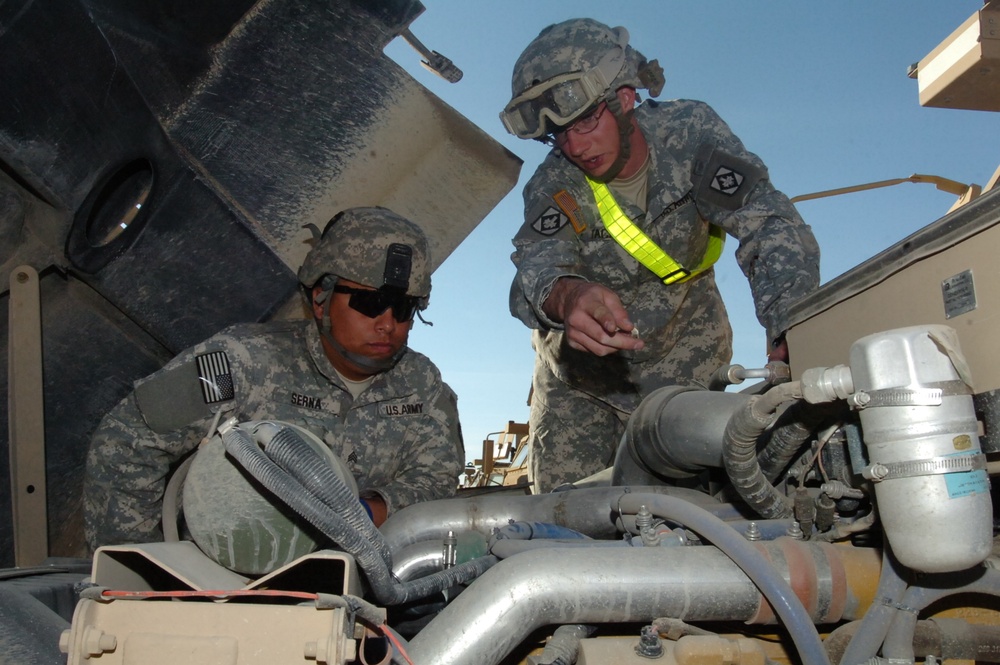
[501,18,820,493]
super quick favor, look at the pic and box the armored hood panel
[0,0,520,565]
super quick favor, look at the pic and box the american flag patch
[196,351,235,404]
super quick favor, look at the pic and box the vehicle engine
[3,1,1000,663]
[49,322,999,665]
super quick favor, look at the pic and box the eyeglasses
[550,102,608,146]
[332,285,420,323]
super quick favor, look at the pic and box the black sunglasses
[332,285,420,323]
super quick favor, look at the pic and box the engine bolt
[634,624,663,659]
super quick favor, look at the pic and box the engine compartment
[44,323,999,665]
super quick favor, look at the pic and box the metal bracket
[8,265,48,566]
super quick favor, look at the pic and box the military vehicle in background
[3,2,1000,664]
[460,421,530,490]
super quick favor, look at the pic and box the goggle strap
[590,29,628,94]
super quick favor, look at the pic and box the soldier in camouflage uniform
[500,19,820,493]
[84,207,464,551]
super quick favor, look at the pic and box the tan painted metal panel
[788,223,1000,392]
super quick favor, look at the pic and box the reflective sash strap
[587,179,725,285]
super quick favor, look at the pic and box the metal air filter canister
[849,325,992,573]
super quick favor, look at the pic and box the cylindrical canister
[850,325,992,573]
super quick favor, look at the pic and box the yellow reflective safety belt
[587,179,725,285]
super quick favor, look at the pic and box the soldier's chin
[580,162,611,181]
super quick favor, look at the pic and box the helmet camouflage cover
[298,206,432,298]
[502,18,664,140]
[511,18,662,105]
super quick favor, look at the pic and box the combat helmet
[298,206,432,300]
[300,206,432,372]
[500,18,664,141]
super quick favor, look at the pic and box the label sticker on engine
[942,269,976,319]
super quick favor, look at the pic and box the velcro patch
[134,352,235,433]
[197,351,235,403]
[531,206,569,236]
[693,142,767,211]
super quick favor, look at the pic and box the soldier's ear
[616,86,637,109]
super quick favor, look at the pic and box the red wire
[379,625,416,665]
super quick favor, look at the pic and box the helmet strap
[590,92,635,183]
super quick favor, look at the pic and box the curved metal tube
[380,485,734,557]
[408,539,870,665]
[392,540,444,582]
[619,493,828,665]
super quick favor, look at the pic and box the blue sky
[385,2,1000,463]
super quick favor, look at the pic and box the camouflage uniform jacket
[510,99,820,410]
[84,319,463,550]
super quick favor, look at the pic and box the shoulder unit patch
[710,166,745,196]
[531,206,569,236]
[710,166,743,196]
[693,141,767,211]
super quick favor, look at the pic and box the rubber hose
[837,541,908,665]
[315,592,387,627]
[221,426,394,585]
[882,567,1000,662]
[722,395,793,518]
[264,425,392,567]
[757,402,812,482]
[618,493,831,665]
[491,521,590,541]
[223,426,498,605]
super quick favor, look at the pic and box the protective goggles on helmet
[500,33,628,140]
[332,285,420,323]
